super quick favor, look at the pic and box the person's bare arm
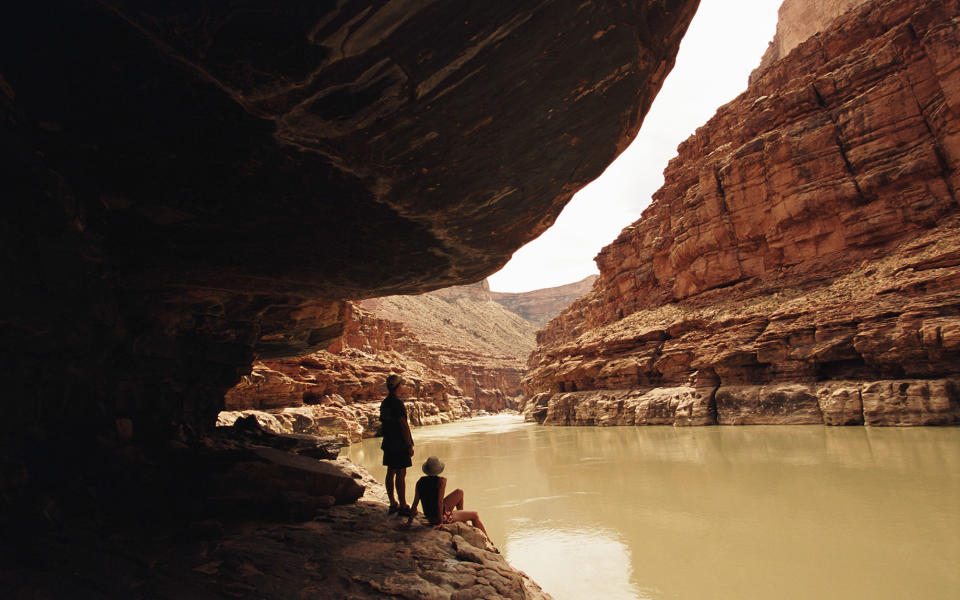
[403,487,421,527]
[435,477,447,528]
[400,411,415,456]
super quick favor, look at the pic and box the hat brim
[422,461,444,475]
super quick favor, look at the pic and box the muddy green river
[344,415,959,600]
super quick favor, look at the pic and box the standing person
[404,456,489,539]
[380,374,414,514]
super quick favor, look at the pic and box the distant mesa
[491,275,599,328]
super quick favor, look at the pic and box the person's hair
[386,374,403,390]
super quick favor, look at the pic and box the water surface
[345,416,960,600]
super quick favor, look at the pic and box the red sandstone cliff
[525,0,960,427]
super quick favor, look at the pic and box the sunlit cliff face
[523,0,960,428]
[0,1,699,437]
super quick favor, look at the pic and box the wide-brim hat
[422,456,444,475]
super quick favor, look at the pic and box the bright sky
[488,0,782,293]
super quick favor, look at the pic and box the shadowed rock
[0,0,698,437]
[0,4,700,596]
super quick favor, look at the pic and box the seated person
[404,456,489,539]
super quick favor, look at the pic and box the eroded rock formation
[525,0,960,427]
[221,305,472,444]
[1,1,697,441]
[222,275,611,442]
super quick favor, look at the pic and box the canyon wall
[0,1,698,439]
[362,282,537,404]
[224,276,624,440]
[525,0,960,427]
[492,275,599,327]
[223,283,540,440]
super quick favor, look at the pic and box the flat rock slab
[234,447,365,505]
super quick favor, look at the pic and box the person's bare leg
[450,509,488,538]
[395,467,408,509]
[470,513,488,538]
[444,488,464,512]
[385,468,398,507]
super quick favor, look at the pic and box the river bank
[218,401,516,446]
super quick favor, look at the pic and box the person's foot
[398,505,411,516]
[387,504,399,515]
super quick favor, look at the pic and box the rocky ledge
[524,0,960,427]
[2,429,546,599]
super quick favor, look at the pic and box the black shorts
[382,448,412,469]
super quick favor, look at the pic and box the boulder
[225,447,364,506]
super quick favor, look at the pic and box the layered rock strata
[525,0,960,427]
[1,1,697,439]
[1,4,696,597]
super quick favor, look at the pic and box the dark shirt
[416,475,442,524]
[379,392,408,452]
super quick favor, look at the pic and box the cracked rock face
[0,1,697,435]
[525,0,960,427]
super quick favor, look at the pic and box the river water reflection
[344,415,960,600]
